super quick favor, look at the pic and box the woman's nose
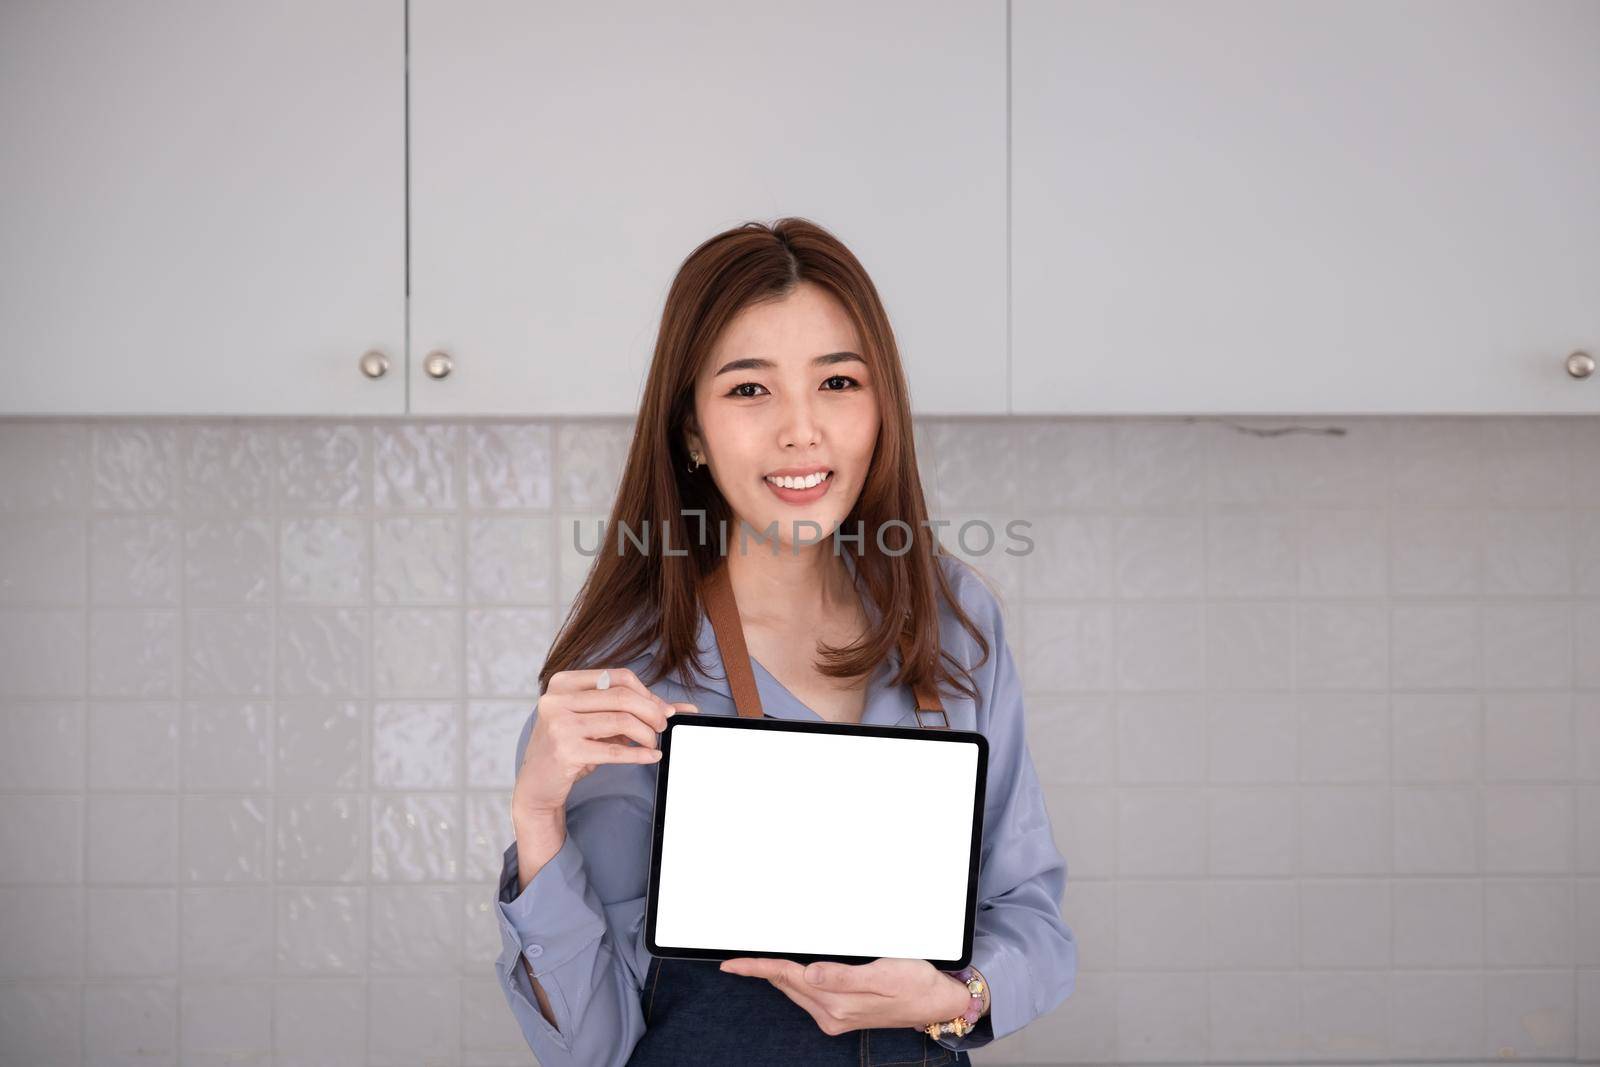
[775,394,821,446]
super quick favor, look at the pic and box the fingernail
[665,706,675,717]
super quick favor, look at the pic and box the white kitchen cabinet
[408,0,1007,416]
[1011,0,1600,414]
[0,0,405,415]
[11,0,1588,420]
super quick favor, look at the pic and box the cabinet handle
[1567,350,1595,380]
[359,349,389,379]
[424,350,454,380]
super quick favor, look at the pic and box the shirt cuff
[496,835,607,975]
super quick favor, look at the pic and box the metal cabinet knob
[1567,350,1595,380]
[424,350,453,380]
[359,349,389,379]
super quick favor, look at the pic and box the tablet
[644,714,987,968]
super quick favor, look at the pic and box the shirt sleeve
[492,695,659,1067]
[931,567,1078,1051]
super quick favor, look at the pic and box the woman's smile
[763,465,833,504]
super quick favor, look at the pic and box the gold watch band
[920,969,987,1040]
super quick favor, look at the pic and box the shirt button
[525,944,543,958]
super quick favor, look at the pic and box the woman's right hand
[512,667,697,825]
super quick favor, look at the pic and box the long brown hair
[538,217,991,704]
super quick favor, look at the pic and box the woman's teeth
[764,470,831,490]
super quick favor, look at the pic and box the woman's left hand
[718,956,970,1036]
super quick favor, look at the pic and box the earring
[686,450,704,472]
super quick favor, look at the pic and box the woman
[493,218,1076,1066]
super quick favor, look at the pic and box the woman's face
[687,281,879,551]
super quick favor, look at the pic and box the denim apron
[625,561,972,1066]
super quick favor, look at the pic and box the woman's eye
[725,376,859,398]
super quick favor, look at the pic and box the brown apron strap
[703,561,765,719]
[702,560,947,728]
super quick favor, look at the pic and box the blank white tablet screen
[654,723,980,961]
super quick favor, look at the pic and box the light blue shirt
[493,551,1077,1066]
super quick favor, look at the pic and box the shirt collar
[662,548,916,727]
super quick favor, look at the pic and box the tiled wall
[1,415,1598,1065]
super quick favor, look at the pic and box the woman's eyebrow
[712,351,865,377]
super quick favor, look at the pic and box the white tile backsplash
[0,414,1595,1064]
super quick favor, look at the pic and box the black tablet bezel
[643,714,988,969]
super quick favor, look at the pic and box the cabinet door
[410,0,1006,416]
[0,0,405,415]
[1012,0,1600,414]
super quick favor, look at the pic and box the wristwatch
[921,966,987,1040]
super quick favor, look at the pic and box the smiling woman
[493,218,1077,1066]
